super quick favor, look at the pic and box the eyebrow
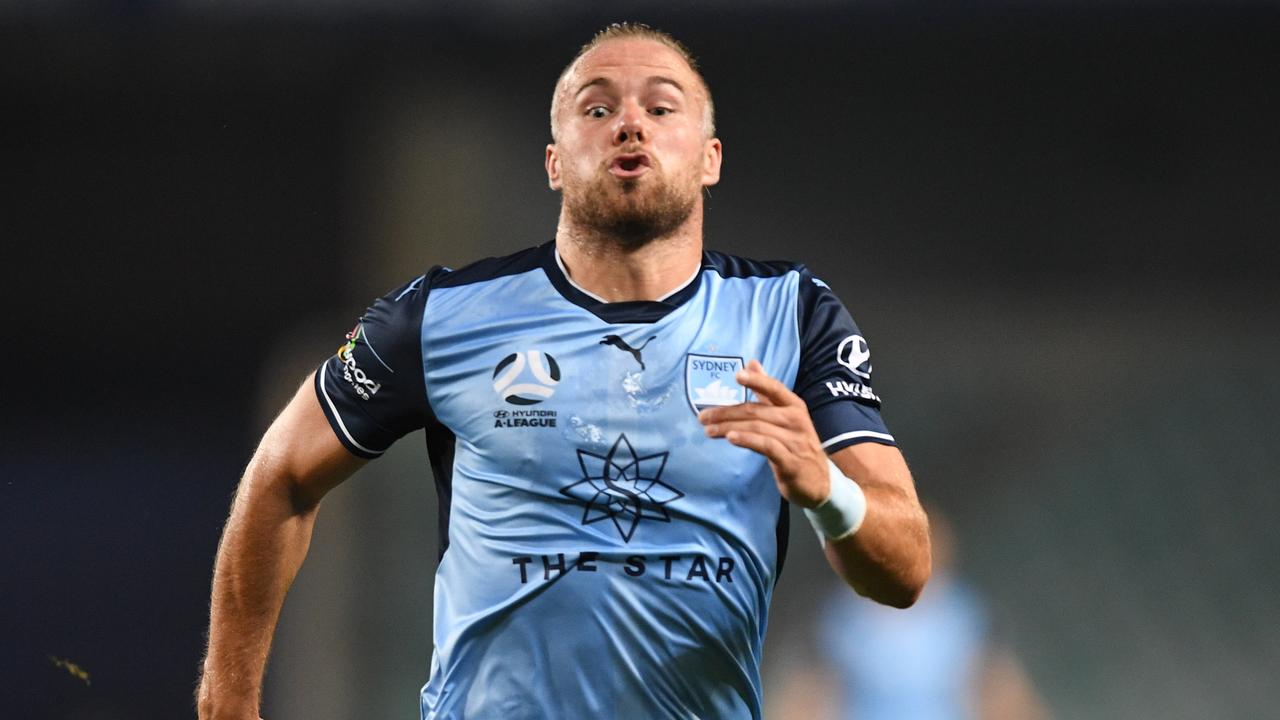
[574,75,687,98]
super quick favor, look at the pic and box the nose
[613,101,646,145]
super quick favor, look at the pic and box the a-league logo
[492,350,561,405]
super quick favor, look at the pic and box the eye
[650,107,673,117]
[586,106,610,119]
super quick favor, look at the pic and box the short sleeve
[794,269,896,453]
[314,269,444,458]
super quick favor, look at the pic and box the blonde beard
[561,166,699,250]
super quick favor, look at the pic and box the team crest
[685,354,746,414]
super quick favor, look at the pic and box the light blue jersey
[316,241,894,719]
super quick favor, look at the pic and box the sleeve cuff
[821,429,897,454]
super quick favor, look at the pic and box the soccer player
[197,23,930,720]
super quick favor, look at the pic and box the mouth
[608,152,651,179]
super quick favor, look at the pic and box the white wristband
[804,459,867,542]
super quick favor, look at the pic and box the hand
[698,360,831,508]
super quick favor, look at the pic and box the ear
[545,144,562,191]
[701,137,723,187]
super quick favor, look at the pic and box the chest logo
[600,334,656,370]
[492,350,561,405]
[685,354,746,414]
[560,434,682,543]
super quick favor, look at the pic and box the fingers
[736,359,799,407]
[722,428,788,461]
[698,401,787,426]
[699,360,832,505]
[696,358,818,468]
[703,418,789,442]
[696,360,800,426]
[703,417,803,468]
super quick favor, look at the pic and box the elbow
[847,564,930,608]
[895,538,934,608]
[284,474,325,515]
[881,572,928,609]
[242,450,323,517]
[864,545,933,609]
[874,566,931,609]
[889,514,934,608]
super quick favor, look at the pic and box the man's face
[546,38,722,246]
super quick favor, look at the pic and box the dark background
[4,2,1278,718]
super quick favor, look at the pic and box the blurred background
[3,1,1279,718]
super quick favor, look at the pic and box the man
[198,23,930,720]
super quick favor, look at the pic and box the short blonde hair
[550,22,716,141]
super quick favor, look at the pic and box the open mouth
[609,153,651,177]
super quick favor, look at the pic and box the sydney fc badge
[685,354,746,414]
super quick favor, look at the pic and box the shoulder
[702,249,844,319]
[703,249,806,281]
[428,243,547,291]
[702,250,834,299]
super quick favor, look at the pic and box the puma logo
[600,335,656,371]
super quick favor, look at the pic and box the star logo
[559,434,682,542]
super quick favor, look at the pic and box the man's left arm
[824,441,930,607]
[699,360,931,608]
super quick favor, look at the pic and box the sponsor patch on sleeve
[337,323,391,401]
[836,334,873,379]
[824,378,880,403]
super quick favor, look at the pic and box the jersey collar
[540,240,707,324]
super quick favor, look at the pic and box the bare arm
[699,360,930,607]
[824,442,930,607]
[196,373,366,719]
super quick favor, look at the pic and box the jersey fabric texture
[314,240,894,720]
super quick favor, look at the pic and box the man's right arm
[196,373,366,719]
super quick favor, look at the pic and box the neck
[554,210,704,303]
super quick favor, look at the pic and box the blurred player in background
[770,511,1050,720]
[197,22,930,720]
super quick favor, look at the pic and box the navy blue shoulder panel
[430,243,547,290]
[702,250,798,280]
